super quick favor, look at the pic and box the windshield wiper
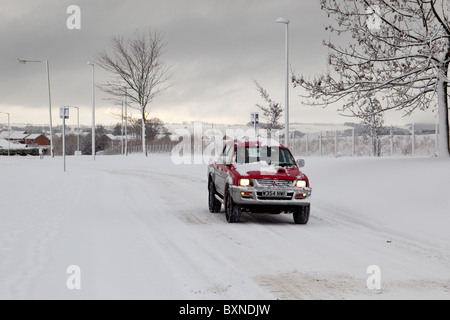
[279,162,295,167]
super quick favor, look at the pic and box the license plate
[262,191,286,197]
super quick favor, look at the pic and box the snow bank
[0,139,26,150]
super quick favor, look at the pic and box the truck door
[215,144,232,196]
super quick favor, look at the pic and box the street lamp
[87,62,96,160]
[0,112,10,156]
[18,58,54,157]
[69,106,80,153]
[124,87,128,156]
[276,17,290,148]
[121,99,124,155]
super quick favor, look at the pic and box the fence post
[435,123,439,156]
[390,126,394,157]
[372,135,375,157]
[319,132,322,156]
[351,128,355,157]
[305,133,309,157]
[335,130,338,157]
[291,133,295,156]
[376,137,379,157]
[411,123,415,157]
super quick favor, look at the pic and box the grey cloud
[2,0,430,126]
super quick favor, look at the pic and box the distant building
[0,131,50,147]
[0,131,29,143]
[24,134,50,147]
[102,134,122,148]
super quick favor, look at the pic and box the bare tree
[97,29,171,156]
[254,80,284,134]
[292,0,450,157]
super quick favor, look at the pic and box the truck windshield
[235,146,296,167]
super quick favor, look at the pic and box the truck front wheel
[293,205,310,225]
[225,189,241,223]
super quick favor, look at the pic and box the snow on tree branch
[293,0,450,156]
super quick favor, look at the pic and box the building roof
[104,134,117,140]
[0,131,29,140]
[104,134,130,141]
[25,134,42,140]
[0,131,10,139]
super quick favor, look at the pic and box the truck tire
[225,188,241,223]
[208,180,222,213]
[293,205,310,225]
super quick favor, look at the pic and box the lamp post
[60,107,69,172]
[121,100,124,155]
[87,62,96,160]
[276,18,290,148]
[251,112,259,138]
[69,106,80,153]
[124,87,128,156]
[0,112,10,156]
[18,59,54,157]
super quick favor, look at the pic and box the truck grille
[256,179,295,188]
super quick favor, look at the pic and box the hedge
[0,148,40,156]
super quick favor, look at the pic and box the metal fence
[101,130,439,158]
[289,131,438,157]
[102,143,177,155]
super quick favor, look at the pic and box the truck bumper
[229,185,311,209]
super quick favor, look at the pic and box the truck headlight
[239,178,252,187]
[296,180,307,188]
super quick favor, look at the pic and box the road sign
[251,112,259,125]
[60,107,69,119]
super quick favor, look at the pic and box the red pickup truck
[207,138,312,224]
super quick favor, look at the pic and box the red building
[24,134,51,147]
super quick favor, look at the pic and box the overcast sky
[0,0,438,127]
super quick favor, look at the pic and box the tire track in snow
[106,168,275,299]
[101,160,450,299]
[106,167,373,299]
[104,167,383,299]
[314,202,450,270]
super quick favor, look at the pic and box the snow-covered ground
[0,154,449,300]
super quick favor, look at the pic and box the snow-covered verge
[0,154,449,300]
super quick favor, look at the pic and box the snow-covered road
[1,154,449,299]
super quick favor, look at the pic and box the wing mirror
[296,159,305,168]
